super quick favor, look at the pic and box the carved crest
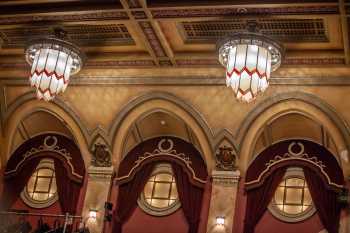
[92,143,112,167]
[216,145,236,170]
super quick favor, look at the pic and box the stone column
[82,166,114,233]
[206,169,240,233]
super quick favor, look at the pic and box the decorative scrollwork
[43,136,58,149]
[246,142,343,189]
[288,142,304,157]
[265,142,325,169]
[136,139,190,164]
[117,138,206,184]
[5,136,82,180]
[158,139,174,153]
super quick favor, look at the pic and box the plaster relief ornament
[217,21,284,103]
[216,145,236,170]
[92,143,112,167]
[25,28,84,101]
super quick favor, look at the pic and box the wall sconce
[216,216,225,226]
[89,209,98,219]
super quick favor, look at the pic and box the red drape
[0,158,40,210]
[243,168,286,233]
[112,162,155,233]
[171,163,204,233]
[54,159,83,214]
[303,168,341,233]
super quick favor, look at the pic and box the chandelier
[217,23,284,103]
[25,29,84,101]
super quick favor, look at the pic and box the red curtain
[303,168,341,233]
[243,168,286,233]
[171,163,204,233]
[112,162,154,233]
[54,159,83,214]
[0,158,40,210]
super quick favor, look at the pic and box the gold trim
[245,142,343,189]
[5,136,83,181]
[116,139,206,184]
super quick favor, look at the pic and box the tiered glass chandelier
[217,22,284,103]
[25,29,84,101]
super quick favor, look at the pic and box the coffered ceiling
[0,0,349,79]
[2,1,350,175]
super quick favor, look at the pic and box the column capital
[211,169,240,186]
[88,165,114,180]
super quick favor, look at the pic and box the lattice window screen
[181,18,328,43]
[0,24,134,48]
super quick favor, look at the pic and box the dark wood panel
[147,0,337,7]
[0,0,123,15]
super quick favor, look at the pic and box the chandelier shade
[25,38,84,101]
[218,33,283,103]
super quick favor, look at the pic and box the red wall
[104,180,212,233]
[11,198,63,228]
[3,175,88,232]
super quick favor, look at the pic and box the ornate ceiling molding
[0,11,129,25]
[151,5,339,19]
[139,21,167,58]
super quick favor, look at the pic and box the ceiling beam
[139,0,176,65]
[120,0,161,66]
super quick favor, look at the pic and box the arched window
[138,163,180,216]
[21,159,58,208]
[268,167,315,222]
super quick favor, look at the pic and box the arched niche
[109,92,214,172]
[122,109,202,159]
[252,112,339,162]
[3,93,90,168]
[239,92,350,175]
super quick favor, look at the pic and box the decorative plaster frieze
[88,165,114,180]
[212,170,240,186]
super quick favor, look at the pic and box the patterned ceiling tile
[180,18,329,43]
[0,24,134,48]
[0,11,129,25]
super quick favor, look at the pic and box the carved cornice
[1,57,344,70]
[212,170,240,186]
[88,165,114,180]
[4,75,350,86]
